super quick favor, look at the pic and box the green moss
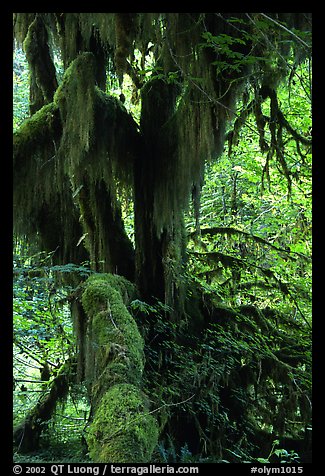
[13,13,36,45]
[80,274,158,462]
[54,52,97,167]
[92,87,139,188]
[13,101,63,241]
[13,102,59,158]
[82,277,121,318]
[85,273,136,304]
[82,276,144,385]
[87,383,158,463]
[22,15,58,110]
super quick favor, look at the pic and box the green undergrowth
[14,438,90,463]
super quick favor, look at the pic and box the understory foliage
[13,13,311,463]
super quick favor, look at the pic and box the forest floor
[13,438,90,464]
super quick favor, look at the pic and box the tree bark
[134,78,186,308]
[77,178,135,280]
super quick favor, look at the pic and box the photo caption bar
[12,464,200,475]
[11,464,314,476]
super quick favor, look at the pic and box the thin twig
[148,393,196,416]
[259,13,311,50]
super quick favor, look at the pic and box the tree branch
[259,13,311,51]
[13,358,76,453]
[188,226,311,262]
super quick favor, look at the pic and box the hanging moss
[23,14,58,113]
[13,13,37,45]
[13,102,61,236]
[54,50,139,200]
[56,13,81,66]
[13,102,59,159]
[92,87,140,187]
[54,51,97,166]
[13,100,89,264]
[139,77,180,236]
[137,14,251,240]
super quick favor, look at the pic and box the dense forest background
[13,13,312,464]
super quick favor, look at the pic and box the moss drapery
[13,12,312,297]
[22,14,58,114]
[13,57,139,273]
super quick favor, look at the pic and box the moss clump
[54,52,97,167]
[81,274,144,391]
[87,383,158,463]
[13,102,59,159]
[83,273,136,313]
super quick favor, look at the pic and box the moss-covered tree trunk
[23,14,58,115]
[134,78,187,311]
[76,177,135,279]
[73,273,158,462]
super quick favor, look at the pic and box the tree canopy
[13,13,312,464]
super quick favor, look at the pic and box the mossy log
[78,273,158,462]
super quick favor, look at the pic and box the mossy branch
[13,358,76,453]
[13,102,61,163]
[188,226,311,262]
